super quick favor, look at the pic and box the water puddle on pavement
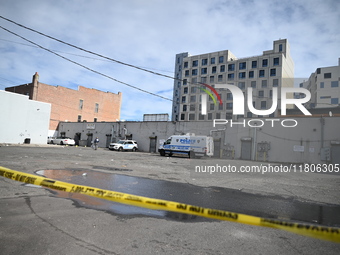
[32,169,340,225]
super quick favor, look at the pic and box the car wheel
[60,141,64,145]
[118,147,123,152]
[50,141,54,144]
[159,150,165,156]
[132,147,137,152]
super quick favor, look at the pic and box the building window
[247,112,252,118]
[192,69,198,76]
[331,98,339,105]
[226,113,232,119]
[252,61,257,68]
[228,64,235,71]
[201,77,206,83]
[94,118,97,122]
[324,73,331,79]
[199,114,205,120]
[239,72,246,79]
[79,99,83,110]
[192,77,197,83]
[320,82,324,88]
[185,70,189,77]
[212,66,217,73]
[192,60,198,67]
[269,90,272,98]
[279,44,282,52]
[77,115,82,122]
[211,57,215,64]
[251,81,256,88]
[218,75,223,82]
[261,80,267,88]
[202,59,208,65]
[183,105,187,112]
[95,103,99,113]
[220,65,225,72]
[210,104,214,110]
[238,82,245,89]
[219,56,224,63]
[331,81,339,87]
[226,103,233,109]
[191,87,197,93]
[218,103,223,110]
[190,104,195,111]
[201,68,207,74]
[273,57,279,66]
[183,79,187,85]
[262,59,268,67]
[261,101,267,109]
[180,114,185,120]
[259,70,265,77]
[239,62,246,70]
[190,95,196,102]
[210,76,215,83]
[216,113,221,119]
[182,96,186,103]
[183,87,188,94]
[258,90,264,98]
[273,79,279,87]
[270,68,276,76]
[184,62,188,68]
[249,71,254,78]
[227,73,234,80]
[227,93,233,100]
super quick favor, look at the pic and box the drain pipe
[252,123,258,161]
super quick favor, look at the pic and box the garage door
[331,145,340,164]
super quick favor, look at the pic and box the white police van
[158,134,213,158]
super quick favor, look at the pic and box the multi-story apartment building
[299,58,340,109]
[171,39,294,121]
[6,72,122,136]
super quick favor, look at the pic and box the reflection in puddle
[30,169,340,226]
[34,169,200,221]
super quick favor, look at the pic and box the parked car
[109,140,138,151]
[47,136,55,144]
[51,137,75,146]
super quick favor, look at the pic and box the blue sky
[0,0,339,121]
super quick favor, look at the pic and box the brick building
[6,72,122,136]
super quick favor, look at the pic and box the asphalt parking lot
[0,144,339,254]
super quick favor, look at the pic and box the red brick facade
[6,73,122,131]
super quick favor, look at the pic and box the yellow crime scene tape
[0,166,339,243]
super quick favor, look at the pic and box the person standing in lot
[93,137,99,150]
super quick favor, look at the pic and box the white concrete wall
[0,90,51,144]
[59,116,340,164]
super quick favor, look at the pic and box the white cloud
[0,0,339,120]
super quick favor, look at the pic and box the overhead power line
[0,38,174,74]
[0,25,173,101]
[0,16,176,81]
